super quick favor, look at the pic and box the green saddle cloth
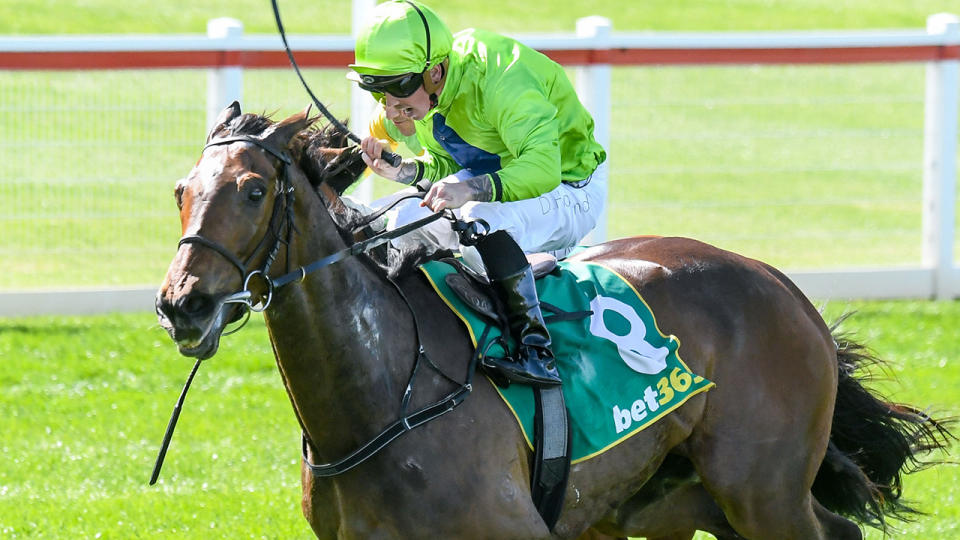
[420,259,714,464]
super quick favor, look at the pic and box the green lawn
[1,301,957,538]
[3,0,959,34]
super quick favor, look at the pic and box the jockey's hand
[360,136,409,182]
[421,174,493,212]
[360,137,417,184]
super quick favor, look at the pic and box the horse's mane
[217,112,275,139]
[217,112,364,193]
[217,111,446,277]
[215,111,364,220]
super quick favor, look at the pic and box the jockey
[349,0,607,387]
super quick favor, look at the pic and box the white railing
[0,14,957,315]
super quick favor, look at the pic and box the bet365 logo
[587,294,668,374]
[588,293,704,434]
[611,367,699,434]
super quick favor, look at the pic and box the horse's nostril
[180,293,213,316]
[157,296,172,319]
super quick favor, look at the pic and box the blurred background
[2,0,958,297]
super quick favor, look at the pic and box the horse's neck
[264,180,416,462]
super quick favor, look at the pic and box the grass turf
[4,0,959,34]
[1,300,957,538]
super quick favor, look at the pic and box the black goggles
[357,71,424,98]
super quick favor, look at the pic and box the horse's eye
[248,186,266,202]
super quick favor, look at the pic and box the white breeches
[372,163,607,257]
[353,163,607,271]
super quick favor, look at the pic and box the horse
[157,102,953,540]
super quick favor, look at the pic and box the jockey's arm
[486,84,562,202]
[418,87,564,210]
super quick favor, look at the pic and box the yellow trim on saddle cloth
[570,261,715,464]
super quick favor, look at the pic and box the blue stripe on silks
[432,113,501,177]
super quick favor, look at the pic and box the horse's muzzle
[156,289,237,359]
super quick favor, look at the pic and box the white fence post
[206,18,244,132]
[575,16,612,244]
[921,13,960,299]
[350,0,378,203]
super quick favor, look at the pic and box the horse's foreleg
[301,460,340,538]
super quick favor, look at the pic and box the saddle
[442,252,558,324]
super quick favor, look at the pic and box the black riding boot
[475,230,561,387]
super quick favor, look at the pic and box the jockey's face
[381,97,417,137]
[379,63,444,124]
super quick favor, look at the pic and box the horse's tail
[811,314,955,531]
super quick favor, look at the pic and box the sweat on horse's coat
[157,103,953,540]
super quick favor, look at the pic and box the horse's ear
[262,105,317,149]
[206,101,242,143]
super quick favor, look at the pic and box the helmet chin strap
[423,58,449,109]
[401,0,442,109]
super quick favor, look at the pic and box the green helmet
[350,1,453,76]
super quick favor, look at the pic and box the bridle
[177,136,297,318]
[151,133,483,484]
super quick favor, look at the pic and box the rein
[178,138,445,313]
[151,134,473,484]
[269,0,402,168]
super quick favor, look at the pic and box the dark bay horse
[157,103,952,540]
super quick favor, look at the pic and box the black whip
[149,359,202,485]
[270,0,402,167]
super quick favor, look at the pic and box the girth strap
[301,384,473,477]
[532,386,571,531]
[301,324,493,478]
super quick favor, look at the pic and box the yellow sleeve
[368,109,401,152]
